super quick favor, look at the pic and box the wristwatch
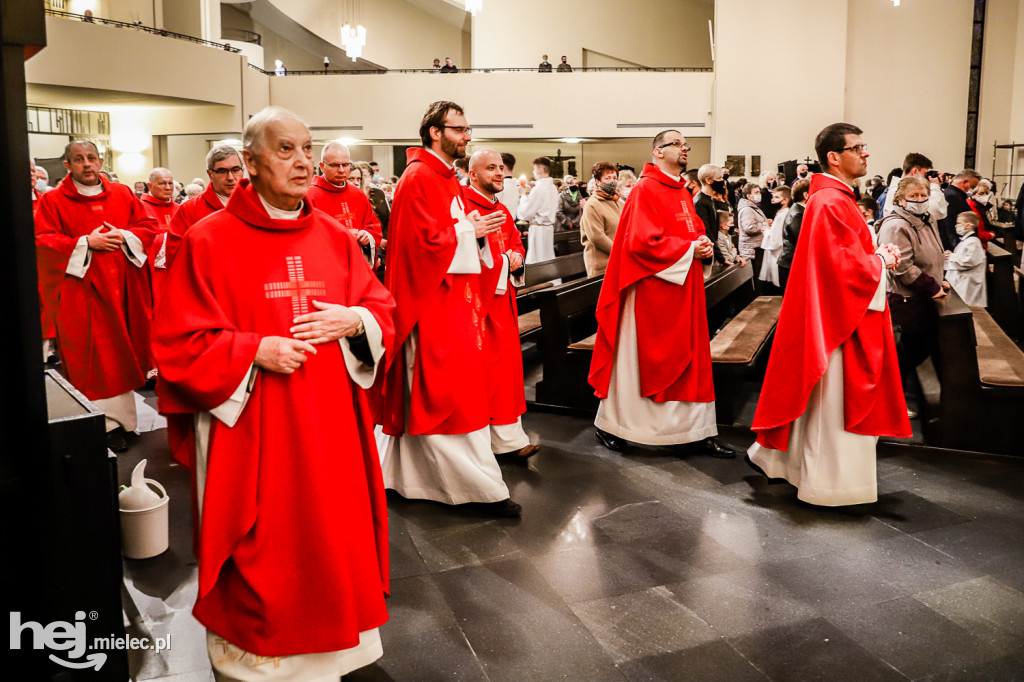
[353,318,365,337]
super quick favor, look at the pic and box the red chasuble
[307,175,384,243]
[35,175,157,399]
[463,186,528,424]
[751,174,911,449]
[589,163,715,403]
[381,148,501,436]
[160,182,226,273]
[33,187,60,339]
[151,179,395,656]
[140,192,178,231]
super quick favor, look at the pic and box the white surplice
[381,219,510,505]
[519,177,558,264]
[747,260,888,506]
[192,202,387,682]
[594,242,718,445]
[759,205,786,286]
[945,233,987,306]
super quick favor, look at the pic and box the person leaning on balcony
[557,55,573,72]
[440,57,459,73]
[539,54,552,72]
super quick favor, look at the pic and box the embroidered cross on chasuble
[333,204,355,231]
[675,199,700,235]
[264,256,327,317]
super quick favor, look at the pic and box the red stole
[152,179,395,656]
[35,175,157,399]
[380,148,501,436]
[752,174,911,448]
[463,186,528,423]
[589,163,714,403]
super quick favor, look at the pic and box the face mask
[749,192,762,203]
[798,172,808,179]
[599,181,618,195]
[904,199,929,216]
[973,194,989,205]
[35,179,47,192]
[711,180,726,194]
[766,180,776,189]
[620,186,631,198]
[955,224,974,237]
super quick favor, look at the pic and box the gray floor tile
[617,640,770,682]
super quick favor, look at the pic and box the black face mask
[711,180,726,194]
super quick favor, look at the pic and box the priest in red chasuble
[463,149,540,459]
[747,123,911,506]
[35,140,157,452]
[379,101,522,517]
[589,130,735,458]
[152,107,395,679]
[139,167,178,230]
[307,141,383,268]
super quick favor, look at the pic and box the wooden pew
[516,252,587,315]
[989,221,1019,261]
[530,261,761,413]
[710,295,783,424]
[985,243,1020,339]
[553,230,584,256]
[919,290,1024,455]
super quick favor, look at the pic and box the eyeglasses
[658,141,691,151]
[323,162,352,170]
[839,144,868,155]
[211,166,244,176]
[439,125,473,136]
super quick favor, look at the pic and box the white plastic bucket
[119,479,170,559]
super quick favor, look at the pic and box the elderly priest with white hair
[152,106,396,681]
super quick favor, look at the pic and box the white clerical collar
[470,186,497,204]
[535,177,553,185]
[216,192,230,206]
[259,194,303,220]
[73,178,104,196]
[658,166,682,182]
[821,172,851,188]
[326,178,347,189]
[424,147,454,169]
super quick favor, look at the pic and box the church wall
[100,0,154,26]
[844,0,973,178]
[470,0,714,70]
[269,71,713,142]
[712,0,849,174]
[976,0,1024,200]
[161,0,202,38]
[264,0,468,69]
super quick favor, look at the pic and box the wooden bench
[985,243,1020,339]
[529,261,761,414]
[919,290,1024,455]
[990,221,1019,261]
[710,295,783,424]
[516,252,587,313]
[553,229,584,256]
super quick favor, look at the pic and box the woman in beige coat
[581,161,623,276]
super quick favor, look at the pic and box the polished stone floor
[119,407,1024,682]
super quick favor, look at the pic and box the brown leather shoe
[498,444,541,459]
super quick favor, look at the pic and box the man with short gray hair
[938,168,983,251]
[139,167,178,229]
[307,140,382,267]
[153,106,394,680]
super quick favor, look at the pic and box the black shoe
[595,428,629,452]
[701,437,736,458]
[486,499,522,517]
[497,444,541,460]
[106,428,128,453]
[744,453,769,477]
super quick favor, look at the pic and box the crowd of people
[29,101,1024,680]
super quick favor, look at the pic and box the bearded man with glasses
[747,122,912,506]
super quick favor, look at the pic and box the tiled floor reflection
[120,407,1024,681]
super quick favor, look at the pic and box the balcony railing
[222,27,262,46]
[46,9,241,53]
[249,64,712,76]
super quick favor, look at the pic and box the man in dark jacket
[937,169,982,251]
[777,178,810,291]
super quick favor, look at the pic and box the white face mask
[749,192,761,203]
[904,198,929,216]
[972,194,990,205]
[620,186,631,198]
[955,224,974,237]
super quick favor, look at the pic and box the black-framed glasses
[439,125,473,136]
[211,166,244,176]
[839,144,868,154]
[658,141,691,151]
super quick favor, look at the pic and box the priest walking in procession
[35,140,157,452]
[463,148,541,460]
[380,101,524,517]
[589,130,736,458]
[307,141,383,268]
[152,107,395,680]
[747,122,911,506]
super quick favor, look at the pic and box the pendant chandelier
[466,0,483,17]
[341,0,366,62]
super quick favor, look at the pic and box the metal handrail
[222,27,262,46]
[46,9,241,53]
[250,64,712,76]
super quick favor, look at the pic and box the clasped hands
[256,300,362,374]
[876,243,901,269]
[694,235,714,260]
[87,223,126,252]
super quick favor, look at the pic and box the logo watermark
[10,611,171,670]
